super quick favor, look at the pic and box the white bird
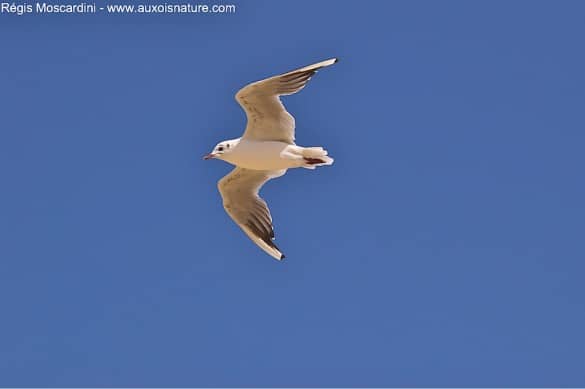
[204,58,338,260]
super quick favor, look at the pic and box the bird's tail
[301,147,334,169]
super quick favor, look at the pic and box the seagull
[204,58,338,260]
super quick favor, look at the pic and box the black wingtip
[333,57,339,63]
[280,254,286,260]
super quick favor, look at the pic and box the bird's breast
[225,140,296,170]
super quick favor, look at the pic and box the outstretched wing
[218,167,287,260]
[235,58,338,144]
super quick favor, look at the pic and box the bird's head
[203,139,239,161]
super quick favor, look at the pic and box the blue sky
[1,0,584,386]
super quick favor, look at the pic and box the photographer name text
[0,2,236,15]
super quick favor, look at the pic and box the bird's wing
[218,167,287,260]
[235,58,338,144]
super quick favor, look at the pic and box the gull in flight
[204,58,338,260]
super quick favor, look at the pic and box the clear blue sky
[1,0,584,386]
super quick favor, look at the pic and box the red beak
[203,153,216,160]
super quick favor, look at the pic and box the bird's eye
[218,147,224,152]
